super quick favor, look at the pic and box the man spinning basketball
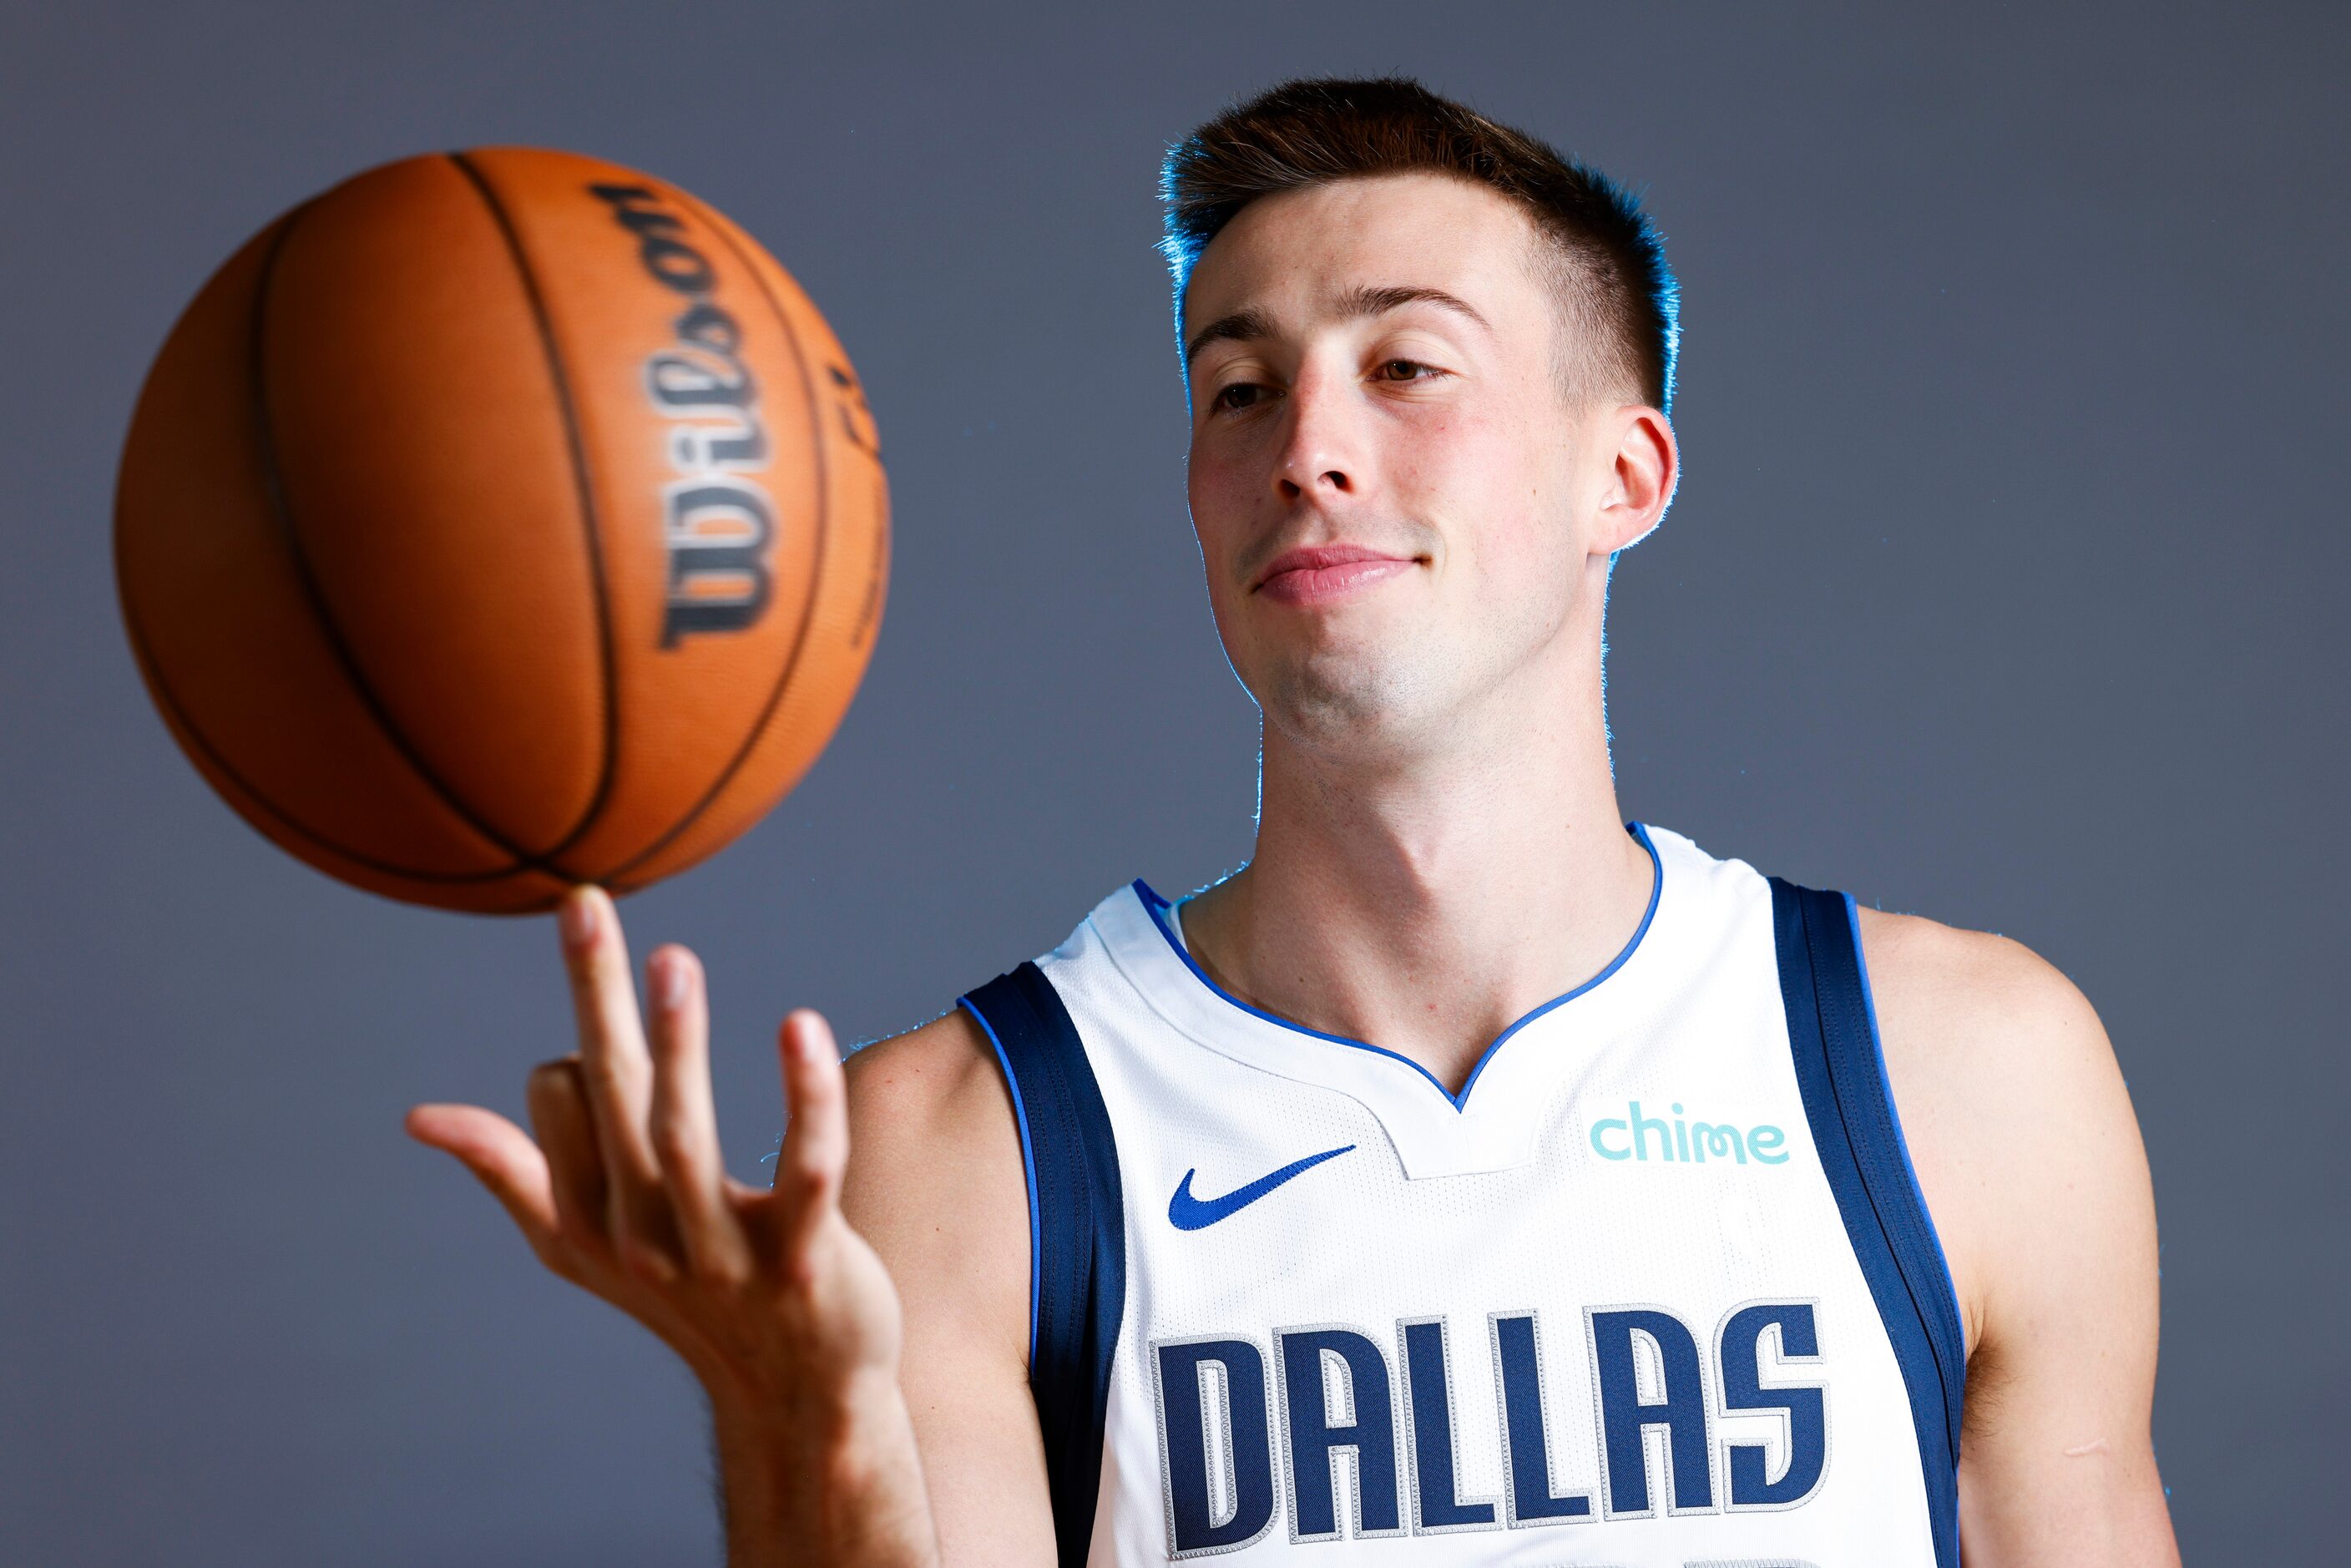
[408,78,2180,1565]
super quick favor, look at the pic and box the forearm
[714,1369,940,1568]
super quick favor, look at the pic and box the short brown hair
[1160,77,1679,412]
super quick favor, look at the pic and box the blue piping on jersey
[1772,878,1963,1562]
[1843,890,1965,1399]
[958,996,1042,1363]
[1133,821,1665,1114]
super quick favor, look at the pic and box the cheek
[1187,425,1259,494]
[1398,408,1551,554]
[1186,441,1256,566]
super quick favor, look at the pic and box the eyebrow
[1182,285,1491,365]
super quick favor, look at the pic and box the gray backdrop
[3,2,2343,1560]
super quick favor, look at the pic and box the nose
[1272,362,1363,506]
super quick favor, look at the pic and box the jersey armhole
[958,962,1126,1568]
[1842,891,1967,1373]
[1769,876,1966,1568]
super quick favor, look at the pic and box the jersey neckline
[1129,821,1664,1116]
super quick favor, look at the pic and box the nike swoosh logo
[1167,1145,1356,1232]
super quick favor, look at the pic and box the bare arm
[1859,908,2180,1566]
[842,1014,1054,1564]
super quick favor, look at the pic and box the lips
[1253,543,1418,606]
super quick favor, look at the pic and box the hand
[406,886,936,1564]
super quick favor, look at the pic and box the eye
[1211,380,1276,412]
[1373,358,1441,382]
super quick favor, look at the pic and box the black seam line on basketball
[117,547,531,885]
[446,150,621,870]
[248,193,561,876]
[603,190,834,883]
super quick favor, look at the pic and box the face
[1181,172,1674,760]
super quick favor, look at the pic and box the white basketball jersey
[958,823,1964,1568]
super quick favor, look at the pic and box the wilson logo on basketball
[591,181,777,648]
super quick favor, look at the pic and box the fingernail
[559,892,594,948]
[657,952,690,1011]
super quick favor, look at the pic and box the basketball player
[408,79,2181,1565]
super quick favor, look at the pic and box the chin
[1256,645,1459,756]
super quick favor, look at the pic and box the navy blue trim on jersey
[1134,821,1665,1112]
[1769,878,1965,1568]
[958,963,1126,1568]
[958,989,1044,1357]
[1843,890,1966,1360]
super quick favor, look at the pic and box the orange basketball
[114,149,888,914]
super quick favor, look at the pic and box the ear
[1593,405,1677,554]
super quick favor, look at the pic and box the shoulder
[839,1005,1029,1353]
[840,1004,1022,1234]
[1852,904,2102,1042]
[1853,905,2116,1138]
[1851,905,2154,1363]
[1852,904,2123,1156]
[842,1004,1004,1139]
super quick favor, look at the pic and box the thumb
[407,1102,561,1247]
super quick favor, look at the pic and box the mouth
[1252,543,1421,607]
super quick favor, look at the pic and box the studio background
[3,3,2343,1560]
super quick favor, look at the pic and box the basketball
[114,148,888,915]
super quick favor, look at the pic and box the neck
[1181,635,1656,1096]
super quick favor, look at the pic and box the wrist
[709,1358,895,1451]
[710,1368,935,1567]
